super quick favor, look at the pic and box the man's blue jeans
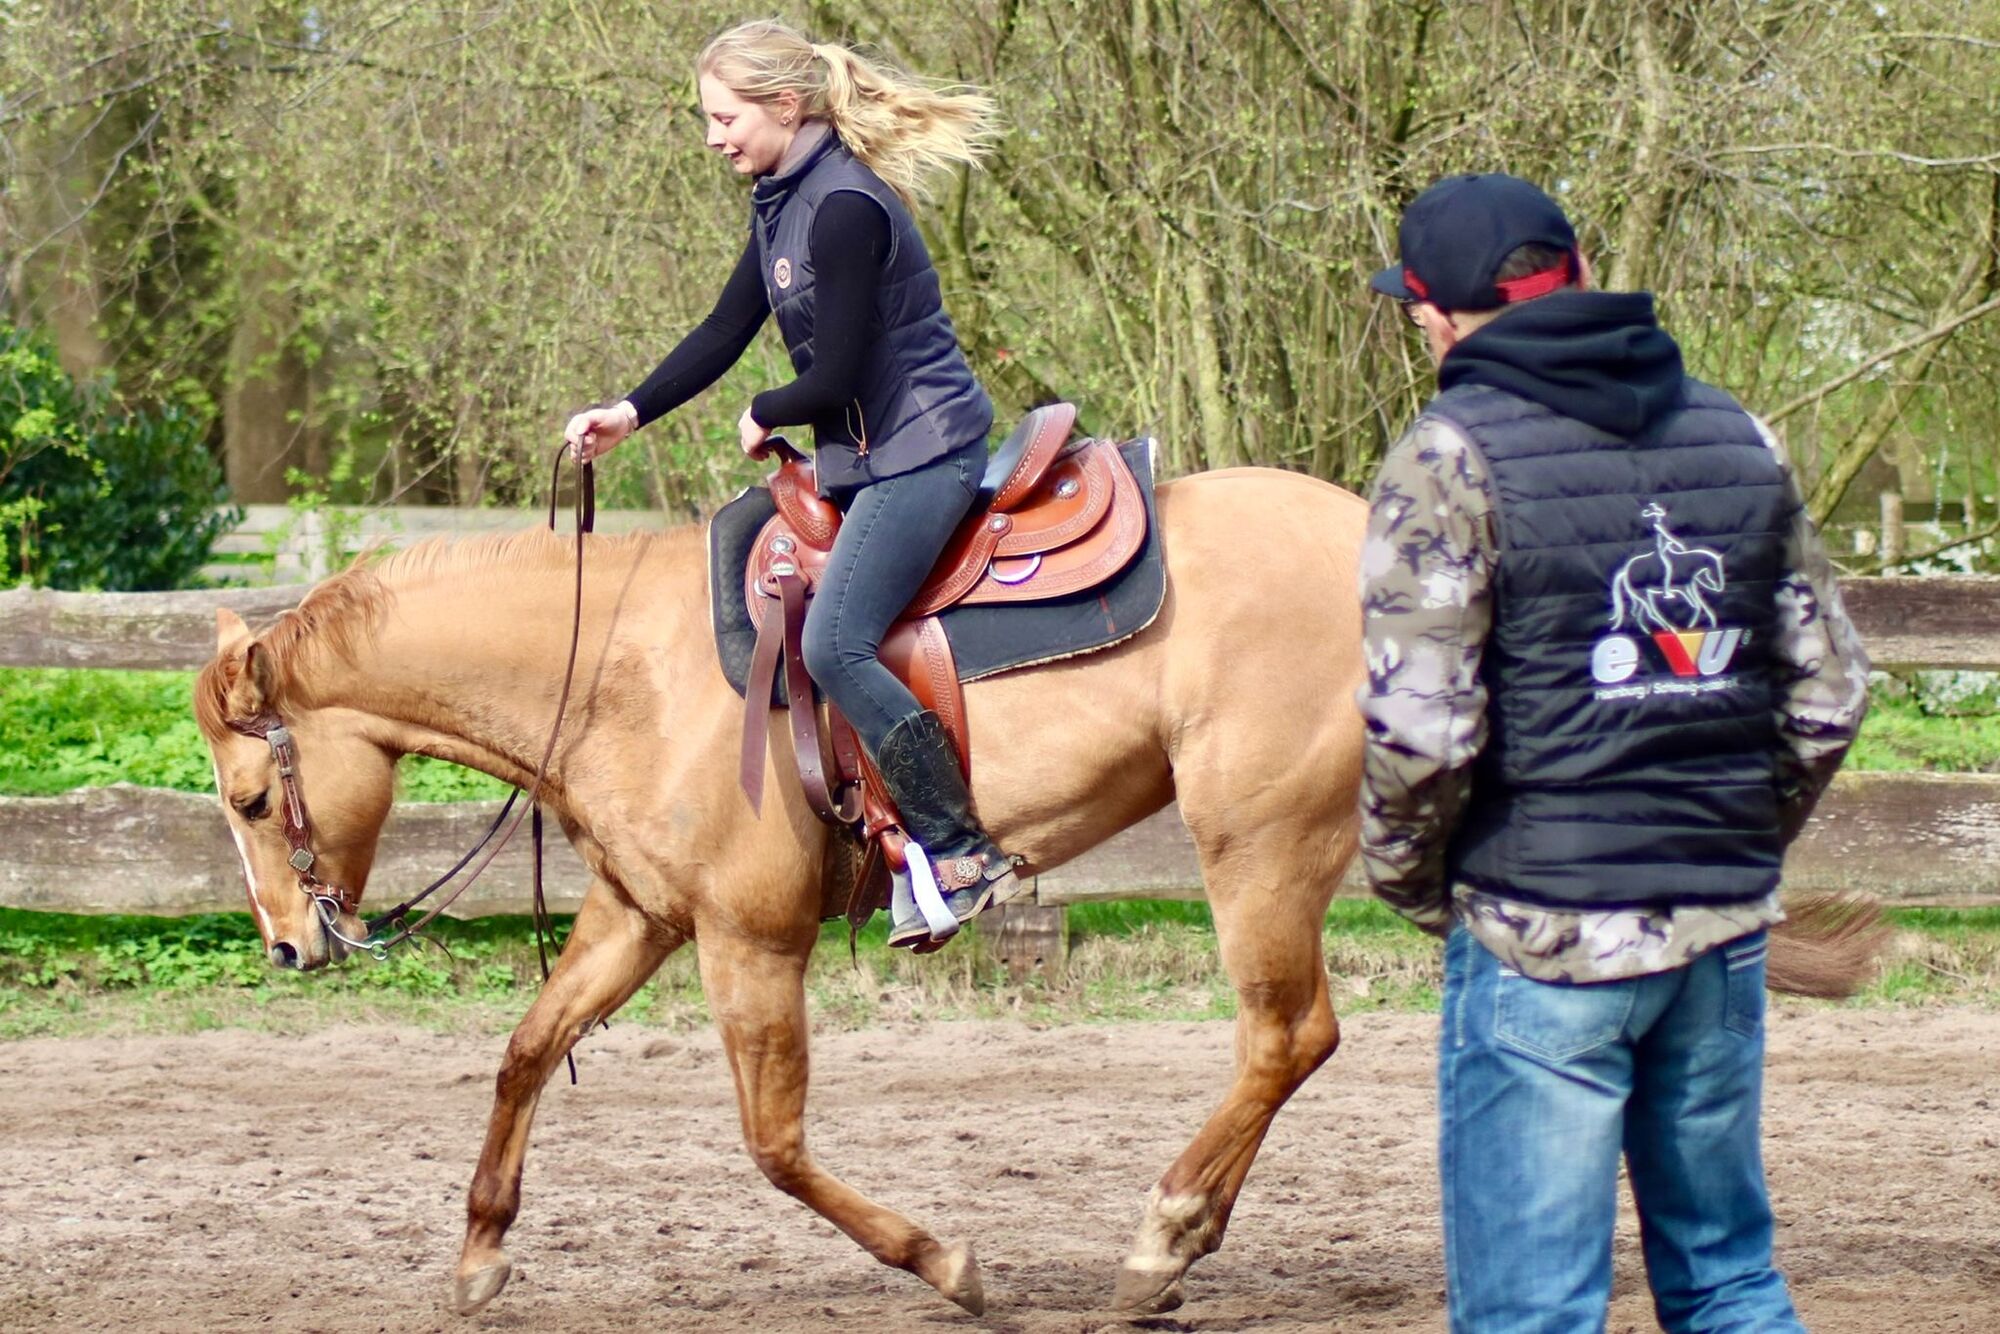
[1438,925,1805,1333]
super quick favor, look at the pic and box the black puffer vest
[751,134,992,489]
[1433,380,1793,910]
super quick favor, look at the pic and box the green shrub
[0,326,238,590]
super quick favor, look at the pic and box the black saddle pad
[708,438,1165,703]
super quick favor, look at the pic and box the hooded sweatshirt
[1438,290,1685,435]
[1419,289,1795,912]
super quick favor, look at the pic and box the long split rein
[225,443,598,1069]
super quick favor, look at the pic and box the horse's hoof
[451,1255,512,1316]
[934,1240,985,1316]
[1112,1262,1186,1313]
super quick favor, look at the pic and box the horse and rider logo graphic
[1591,502,1744,687]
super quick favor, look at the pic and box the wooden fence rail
[0,771,1991,919]
[200,503,665,585]
[1,573,1997,919]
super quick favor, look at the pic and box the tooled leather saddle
[734,402,1149,918]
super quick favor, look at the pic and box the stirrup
[888,844,1026,950]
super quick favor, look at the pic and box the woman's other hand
[739,405,774,460]
[565,401,638,462]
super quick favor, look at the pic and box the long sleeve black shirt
[623,192,890,431]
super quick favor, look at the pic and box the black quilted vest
[1431,380,1792,910]
[751,135,993,489]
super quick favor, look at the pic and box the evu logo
[1591,502,1744,685]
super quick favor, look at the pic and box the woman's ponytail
[700,21,997,207]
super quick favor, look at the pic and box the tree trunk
[13,110,111,381]
[1604,5,1674,293]
[223,248,311,504]
[1182,261,1239,468]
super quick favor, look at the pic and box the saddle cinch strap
[736,404,1147,843]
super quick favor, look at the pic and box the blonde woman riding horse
[564,21,1015,948]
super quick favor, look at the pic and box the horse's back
[1150,466,1369,839]
[964,465,1368,874]
[1153,465,1369,674]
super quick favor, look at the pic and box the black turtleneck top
[622,191,890,431]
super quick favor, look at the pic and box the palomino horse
[196,466,1371,1317]
[193,464,1878,1317]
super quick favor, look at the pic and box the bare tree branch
[1769,294,2000,428]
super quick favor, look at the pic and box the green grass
[0,900,1990,1041]
[1846,687,2000,773]
[3,667,1997,1037]
[0,667,509,800]
[4,669,1990,803]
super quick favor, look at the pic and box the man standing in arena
[1356,172,1870,1332]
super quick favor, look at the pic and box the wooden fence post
[1881,490,1905,566]
[298,509,329,582]
[979,891,1067,978]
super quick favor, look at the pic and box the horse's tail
[1766,891,1891,999]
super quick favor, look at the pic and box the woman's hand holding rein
[565,399,782,465]
[739,405,775,460]
[565,400,639,462]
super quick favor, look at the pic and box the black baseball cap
[1370,173,1578,311]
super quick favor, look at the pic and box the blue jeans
[1438,926,1804,1334]
[801,442,983,754]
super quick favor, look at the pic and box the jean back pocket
[1493,971,1637,1063]
[1721,930,1769,1038]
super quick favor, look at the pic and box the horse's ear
[214,610,274,719]
[216,608,252,658]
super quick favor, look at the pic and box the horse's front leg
[453,883,676,1315]
[699,925,985,1314]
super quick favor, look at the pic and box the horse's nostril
[269,941,301,969]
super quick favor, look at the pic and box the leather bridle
[223,444,595,961]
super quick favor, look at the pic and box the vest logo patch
[772,257,793,290]
[1590,502,1744,699]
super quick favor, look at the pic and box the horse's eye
[235,793,271,822]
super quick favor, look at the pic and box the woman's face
[699,74,799,177]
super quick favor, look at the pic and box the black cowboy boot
[875,709,1024,947]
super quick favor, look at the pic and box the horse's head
[196,607,398,970]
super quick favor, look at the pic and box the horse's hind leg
[453,882,675,1315]
[699,925,986,1314]
[1113,823,1348,1313]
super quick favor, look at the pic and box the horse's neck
[310,536,708,786]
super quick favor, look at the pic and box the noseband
[222,445,594,960]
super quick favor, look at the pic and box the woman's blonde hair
[698,20,997,206]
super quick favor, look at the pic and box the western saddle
[737,402,1147,928]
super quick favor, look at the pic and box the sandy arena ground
[0,1007,1995,1332]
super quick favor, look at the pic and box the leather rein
[224,443,596,962]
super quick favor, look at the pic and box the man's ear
[1574,250,1594,292]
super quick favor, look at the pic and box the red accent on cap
[1495,254,1573,303]
[1403,268,1430,299]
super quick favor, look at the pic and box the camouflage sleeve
[1753,418,1872,843]
[1355,416,1497,933]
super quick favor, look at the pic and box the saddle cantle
[742,403,1146,618]
[726,403,1154,926]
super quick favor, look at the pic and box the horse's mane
[193,525,681,737]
